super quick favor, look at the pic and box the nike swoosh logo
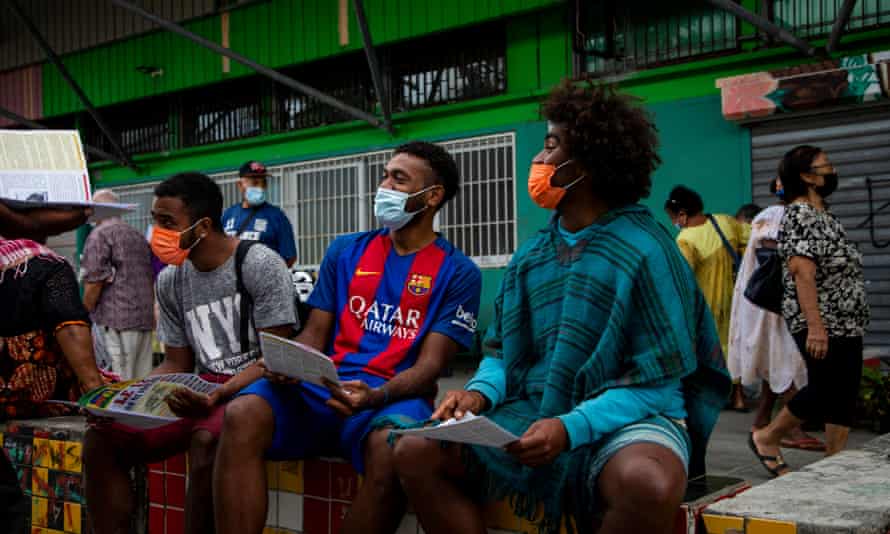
[355,269,381,276]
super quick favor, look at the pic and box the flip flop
[748,432,789,478]
[780,437,827,451]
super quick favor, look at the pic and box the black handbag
[744,246,783,314]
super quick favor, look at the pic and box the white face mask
[373,186,439,231]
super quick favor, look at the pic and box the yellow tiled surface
[703,514,745,534]
[32,467,49,497]
[63,441,82,473]
[64,502,82,534]
[747,517,797,534]
[278,461,303,494]
[32,496,49,527]
[484,499,521,531]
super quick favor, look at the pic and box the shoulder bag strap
[707,215,741,272]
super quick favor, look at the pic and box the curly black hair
[155,172,224,231]
[541,80,660,207]
[393,141,460,208]
[664,185,704,216]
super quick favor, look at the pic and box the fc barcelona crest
[407,274,432,296]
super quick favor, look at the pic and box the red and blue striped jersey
[307,229,482,381]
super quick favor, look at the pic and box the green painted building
[2,0,889,354]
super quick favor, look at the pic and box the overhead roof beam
[6,0,138,171]
[827,0,858,54]
[352,0,393,133]
[107,0,390,133]
[704,0,819,57]
[0,106,131,167]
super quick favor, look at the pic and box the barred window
[181,79,264,147]
[388,24,507,112]
[272,54,376,132]
[579,1,739,77]
[772,0,890,38]
[112,133,515,269]
[82,96,170,161]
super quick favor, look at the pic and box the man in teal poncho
[391,81,731,534]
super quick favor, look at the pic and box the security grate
[181,80,264,148]
[579,0,740,77]
[388,23,507,112]
[82,97,171,160]
[772,0,890,38]
[111,133,516,270]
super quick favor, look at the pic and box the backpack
[234,241,304,349]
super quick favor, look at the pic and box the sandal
[748,432,789,478]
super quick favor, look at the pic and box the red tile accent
[149,505,165,534]
[166,454,187,475]
[302,497,330,534]
[165,507,185,534]
[148,461,165,472]
[303,459,331,498]
[166,474,187,509]
[330,462,359,502]
[330,502,350,534]
[148,471,165,504]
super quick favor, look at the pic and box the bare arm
[54,323,104,392]
[0,203,90,239]
[152,345,197,376]
[326,332,460,416]
[82,282,104,312]
[294,308,335,352]
[213,324,295,401]
[789,255,828,358]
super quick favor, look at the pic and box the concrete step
[703,433,890,534]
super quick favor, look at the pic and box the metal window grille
[772,0,890,38]
[82,97,170,160]
[181,80,264,148]
[579,1,740,77]
[272,54,376,133]
[388,24,507,112]
[112,133,516,270]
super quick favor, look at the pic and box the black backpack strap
[707,215,741,273]
[235,240,261,354]
[236,206,262,237]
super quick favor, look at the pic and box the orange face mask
[527,161,585,210]
[150,219,205,266]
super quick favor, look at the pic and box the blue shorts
[237,378,432,473]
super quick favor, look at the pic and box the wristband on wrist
[378,385,389,406]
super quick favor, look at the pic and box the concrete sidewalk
[439,369,880,487]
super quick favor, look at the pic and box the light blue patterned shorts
[586,414,691,494]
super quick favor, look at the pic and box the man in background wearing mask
[83,173,296,534]
[81,189,156,380]
[214,141,481,534]
[222,160,298,267]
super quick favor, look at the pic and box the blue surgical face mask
[245,186,266,207]
[374,185,439,231]
[775,188,785,200]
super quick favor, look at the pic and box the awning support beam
[352,0,393,132]
[704,0,819,57]
[6,0,138,171]
[827,0,858,54]
[107,0,390,133]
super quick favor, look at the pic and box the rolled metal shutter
[750,107,890,357]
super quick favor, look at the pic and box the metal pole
[107,0,389,132]
[351,0,392,132]
[5,0,138,170]
[704,0,818,57]
[0,106,131,166]
[827,0,858,54]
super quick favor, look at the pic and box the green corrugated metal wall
[42,0,562,116]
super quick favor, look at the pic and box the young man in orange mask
[83,173,296,534]
[392,82,730,534]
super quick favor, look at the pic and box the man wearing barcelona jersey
[213,141,482,534]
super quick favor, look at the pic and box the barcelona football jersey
[307,229,482,381]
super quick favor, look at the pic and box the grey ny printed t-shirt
[156,243,296,375]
